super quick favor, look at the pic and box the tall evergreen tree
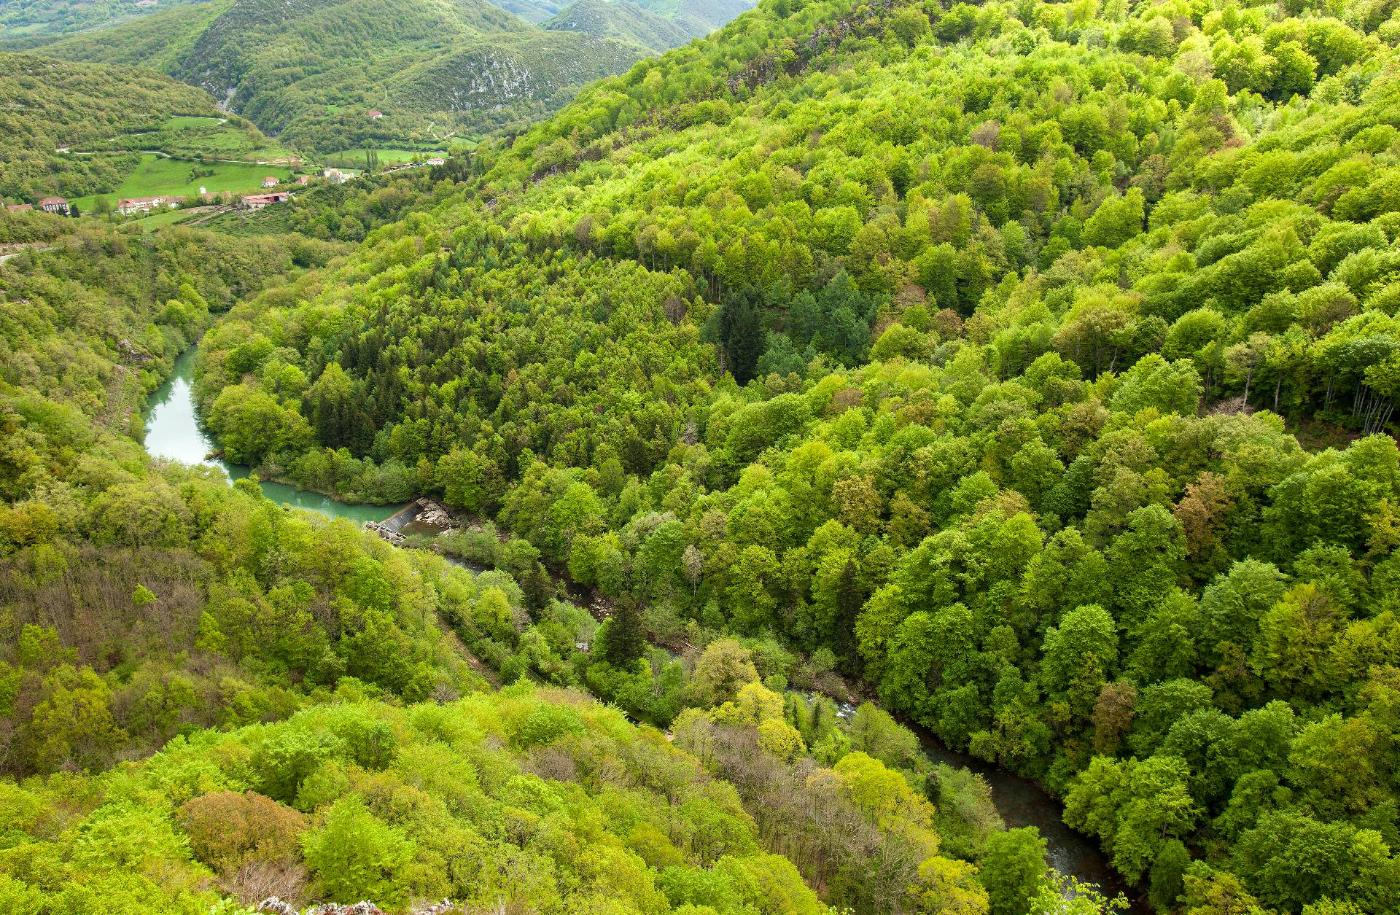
[719,291,765,384]
[598,600,645,666]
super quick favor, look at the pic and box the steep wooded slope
[194,0,1400,909]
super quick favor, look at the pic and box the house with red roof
[239,191,291,210]
[116,195,181,216]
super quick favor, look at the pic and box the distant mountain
[477,0,753,33]
[634,0,754,33]
[31,0,654,153]
[487,0,566,23]
[545,0,698,53]
[387,30,646,129]
[0,0,206,44]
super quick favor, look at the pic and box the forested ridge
[26,0,749,154]
[184,0,1400,909]
[6,0,1400,908]
[0,188,1040,912]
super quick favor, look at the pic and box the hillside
[0,213,1013,915]
[0,51,287,202]
[0,0,206,43]
[0,180,1025,914]
[25,0,234,72]
[639,0,755,33]
[30,0,662,154]
[545,0,706,51]
[188,0,1400,909]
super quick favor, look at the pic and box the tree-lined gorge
[4,0,1400,911]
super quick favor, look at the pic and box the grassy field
[77,114,298,166]
[321,147,444,168]
[71,154,294,210]
[130,206,202,231]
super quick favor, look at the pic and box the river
[143,347,399,524]
[916,729,1144,910]
[142,345,1142,910]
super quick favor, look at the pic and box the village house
[367,109,383,120]
[5,203,33,213]
[116,195,179,216]
[323,168,351,184]
[238,191,291,210]
[261,176,280,188]
[296,175,313,185]
[38,197,70,215]
[425,157,446,166]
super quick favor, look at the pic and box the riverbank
[395,509,1147,911]
[143,347,400,524]
[142,344,1145,910]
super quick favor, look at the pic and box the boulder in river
[414,500,456,530]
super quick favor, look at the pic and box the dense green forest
[184,0,1400,909]
[8,0,1400,907]
[26,0,748,155]
[0,188,1052,911]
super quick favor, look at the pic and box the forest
[0,188,1044,914]
[186,0,1400,909]
[4,0,1400,910]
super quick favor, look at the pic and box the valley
[4,0,1400,911]
[139,339,1141,906]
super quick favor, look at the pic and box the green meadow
[321,147,443,168]
[72,154,294,210]
[163,115,225,129]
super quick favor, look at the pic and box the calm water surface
[916,729,1147,912]
[143,348,398,524]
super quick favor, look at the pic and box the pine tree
[719,292,764,384]
[598,600,645,666]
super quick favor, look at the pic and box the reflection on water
[143,348,398,524]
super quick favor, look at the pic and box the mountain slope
[192,0,1400,909]
[0,51,256,201]
[545,0,704,52]
[28,0,236,72]
[0,0,206,43]
[0,195,1005,915]
[30,0,656,152]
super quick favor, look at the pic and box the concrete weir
[364,497,456,544]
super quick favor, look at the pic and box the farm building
[117,196,179,216]
[239,191,291,210]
